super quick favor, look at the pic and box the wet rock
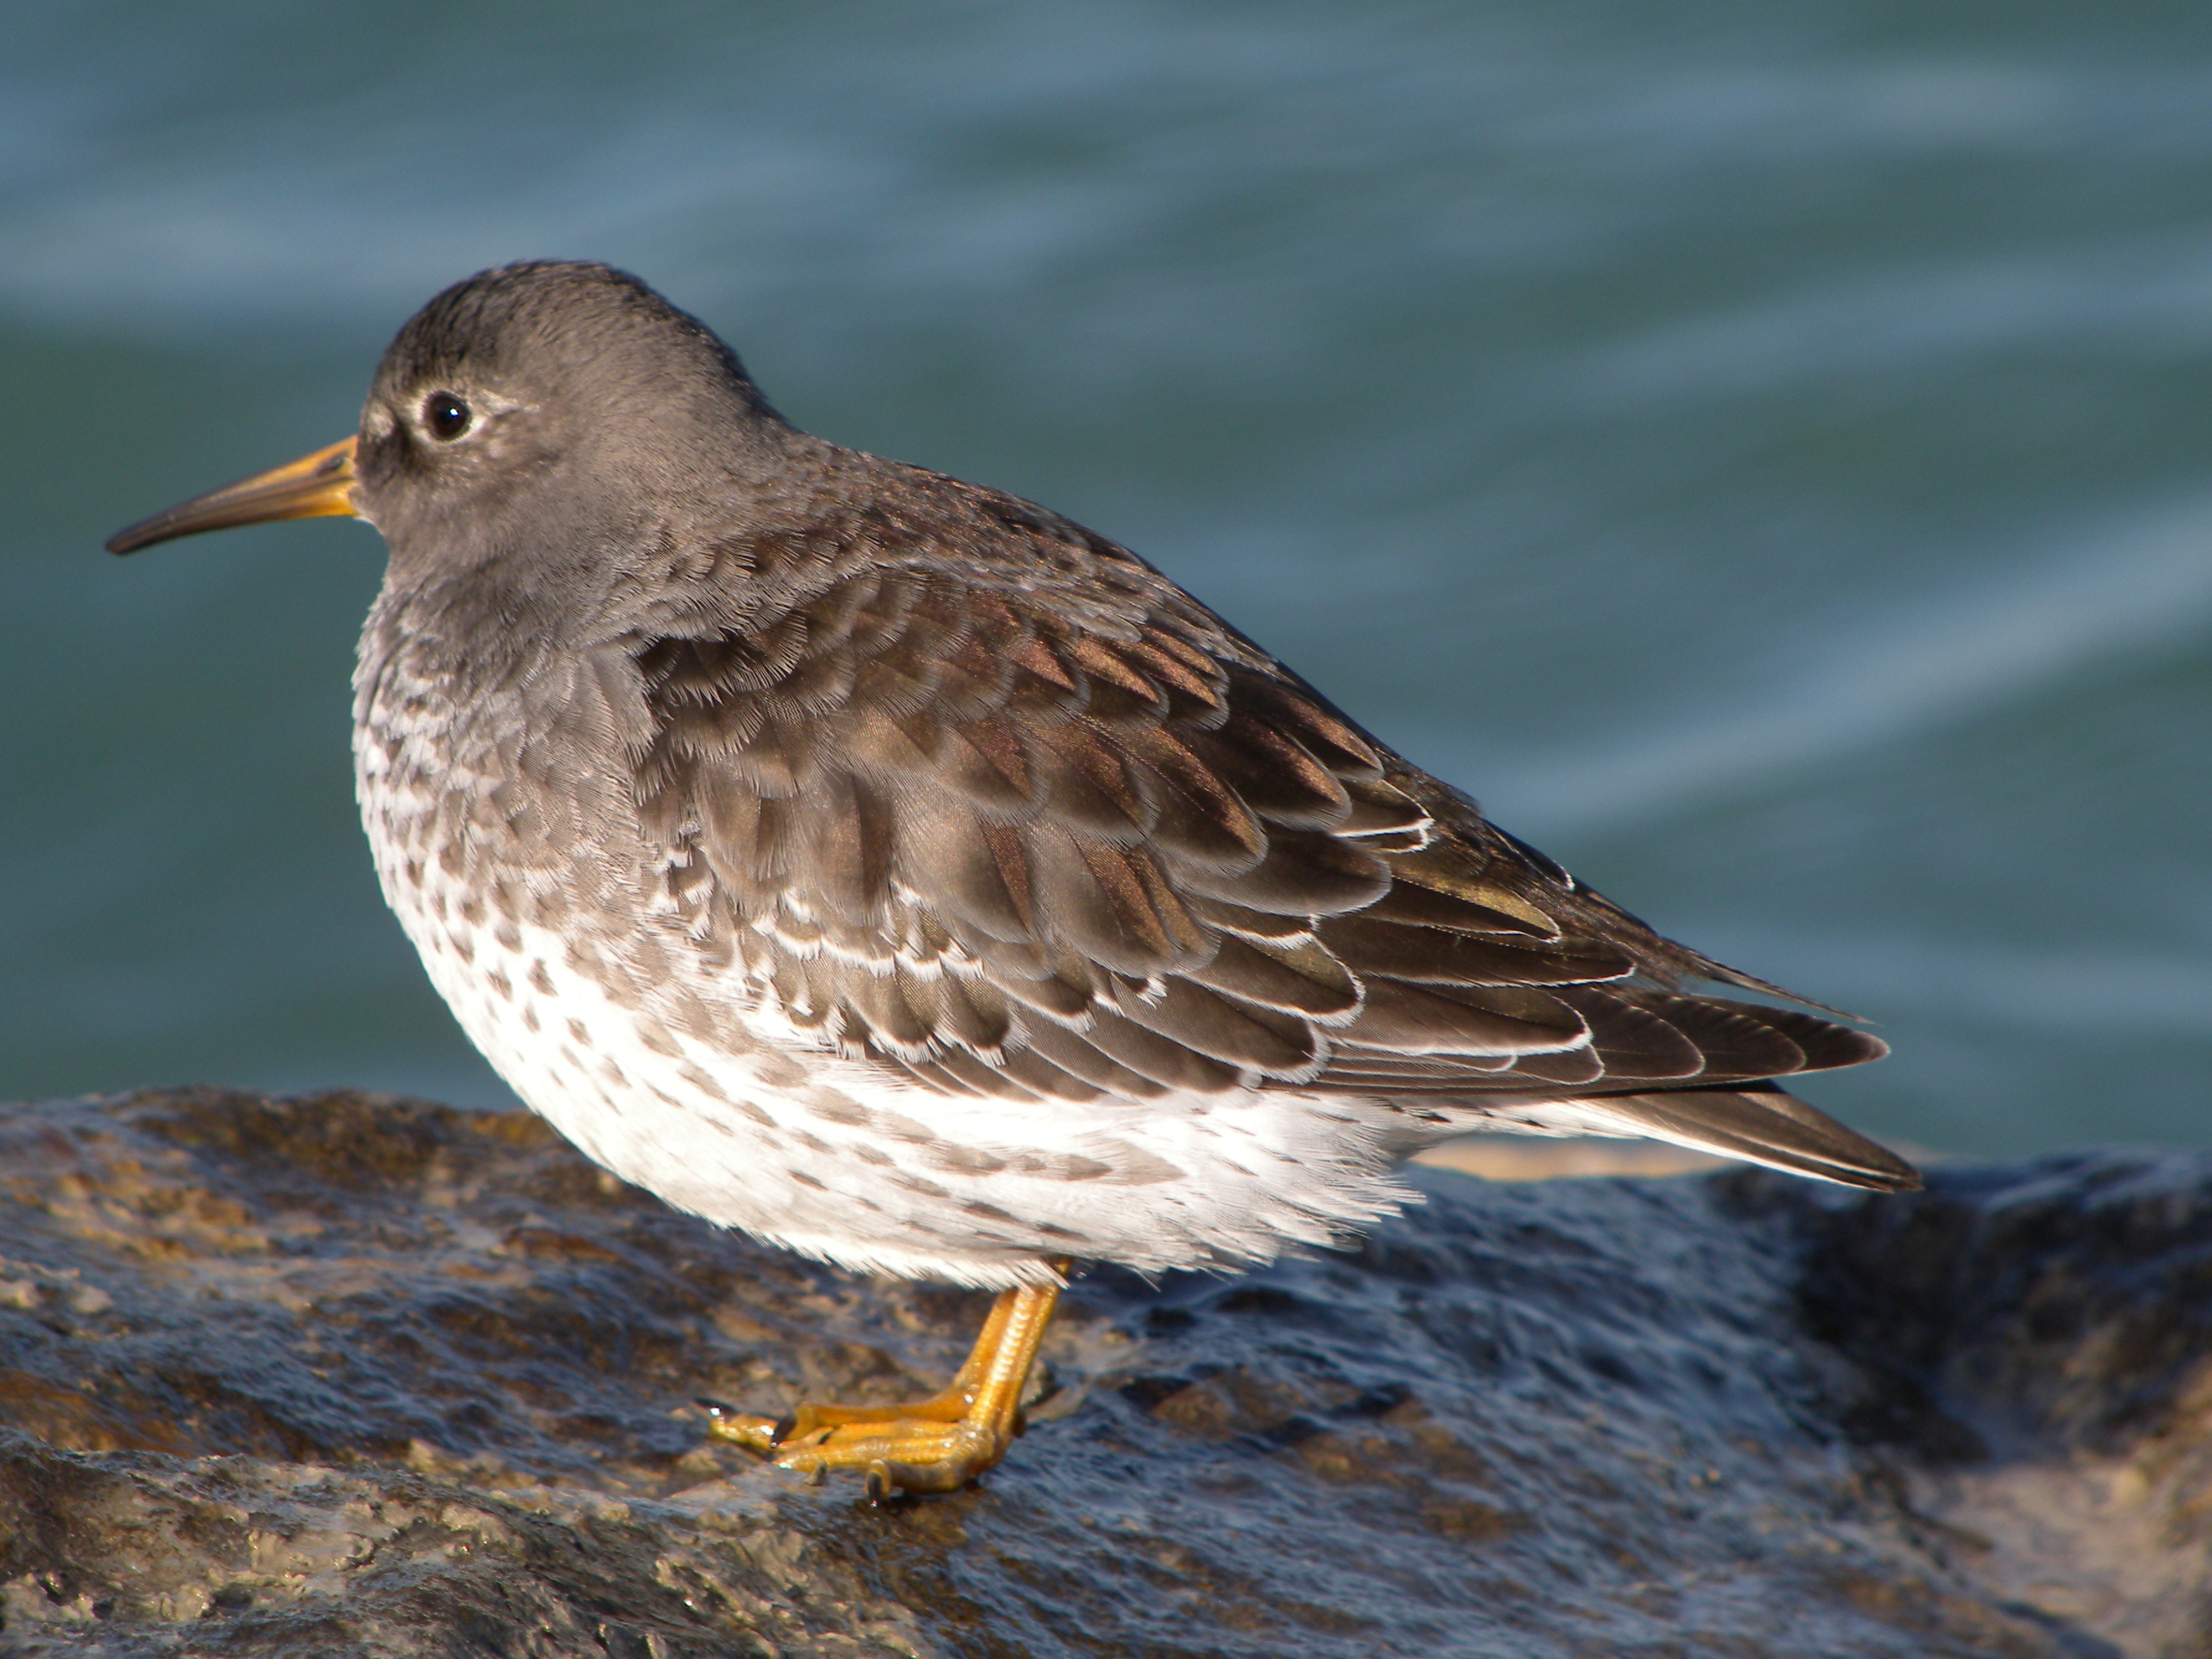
[0,1087,2201,1657]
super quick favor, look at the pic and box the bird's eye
[423,393,472,441]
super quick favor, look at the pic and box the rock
[0,1088,2202,1657]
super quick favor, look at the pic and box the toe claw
[698,1399,783,1454]
[872,1454,975,1497]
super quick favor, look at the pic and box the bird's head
[107,261,791,610]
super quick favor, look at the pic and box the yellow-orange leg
[703,1259,1069,1500]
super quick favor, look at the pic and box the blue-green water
[4,2,2209,1160]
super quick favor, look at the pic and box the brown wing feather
[623,459,1910,1189]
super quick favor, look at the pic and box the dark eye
[423,393,472,441]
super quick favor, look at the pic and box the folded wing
[623,468,1917,1194]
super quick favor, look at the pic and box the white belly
[353,715,1410,1288]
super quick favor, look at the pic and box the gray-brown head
[106,262,797,606]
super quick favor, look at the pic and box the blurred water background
[3,1,2208,1161]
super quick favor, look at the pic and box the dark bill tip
[107,436,361,556]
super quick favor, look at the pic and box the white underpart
[355,717,1414,1291]
[410,909,1410,1289]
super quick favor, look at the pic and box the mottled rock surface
[0,1088,2204,1657]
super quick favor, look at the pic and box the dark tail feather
[1596,1083,1922,1192]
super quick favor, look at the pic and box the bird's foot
[701,1261,1067,1500]
[696,1379,991,1462]
[729,1405,1026,1499]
